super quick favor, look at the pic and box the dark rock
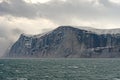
[8,26,120,58]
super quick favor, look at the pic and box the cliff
[8,26,120,58]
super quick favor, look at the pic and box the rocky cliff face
[9,26,120,58]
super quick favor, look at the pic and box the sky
[0,0,120,56]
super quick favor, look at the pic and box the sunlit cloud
[24,0,51,3]
[109,0,120,4]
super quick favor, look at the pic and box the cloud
[0,0,120,28]
[0,0,37,18]
[12,28,24,35]
[0,0,120,57]
[0,16,57,57]
[0,0,110,17]
[0,17,23,56]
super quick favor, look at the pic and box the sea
[0,58,120,80]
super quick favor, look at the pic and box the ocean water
[0,58,120,80]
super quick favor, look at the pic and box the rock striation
[9,26,120,58]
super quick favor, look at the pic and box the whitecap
[15,70,20,73]
[45,75,49,78]
[0,64,4,66]
[17,78,28,80]
[68,66,79,69]
[0,71,3,74]
[113,78,120,80]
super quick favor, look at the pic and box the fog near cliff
[0,0,120,57]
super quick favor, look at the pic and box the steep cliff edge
[8,26,120,58]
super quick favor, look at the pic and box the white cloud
[0,15,57,36]
[109,0,120,4]
[0,0,120,56]
[24,0,51,4]
[0,16,57,56]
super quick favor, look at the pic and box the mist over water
[0,58,120,80]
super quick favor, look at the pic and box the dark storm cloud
[0,0,120,21]
[0,0,37,18]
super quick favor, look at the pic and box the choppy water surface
[0,58,120,80]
